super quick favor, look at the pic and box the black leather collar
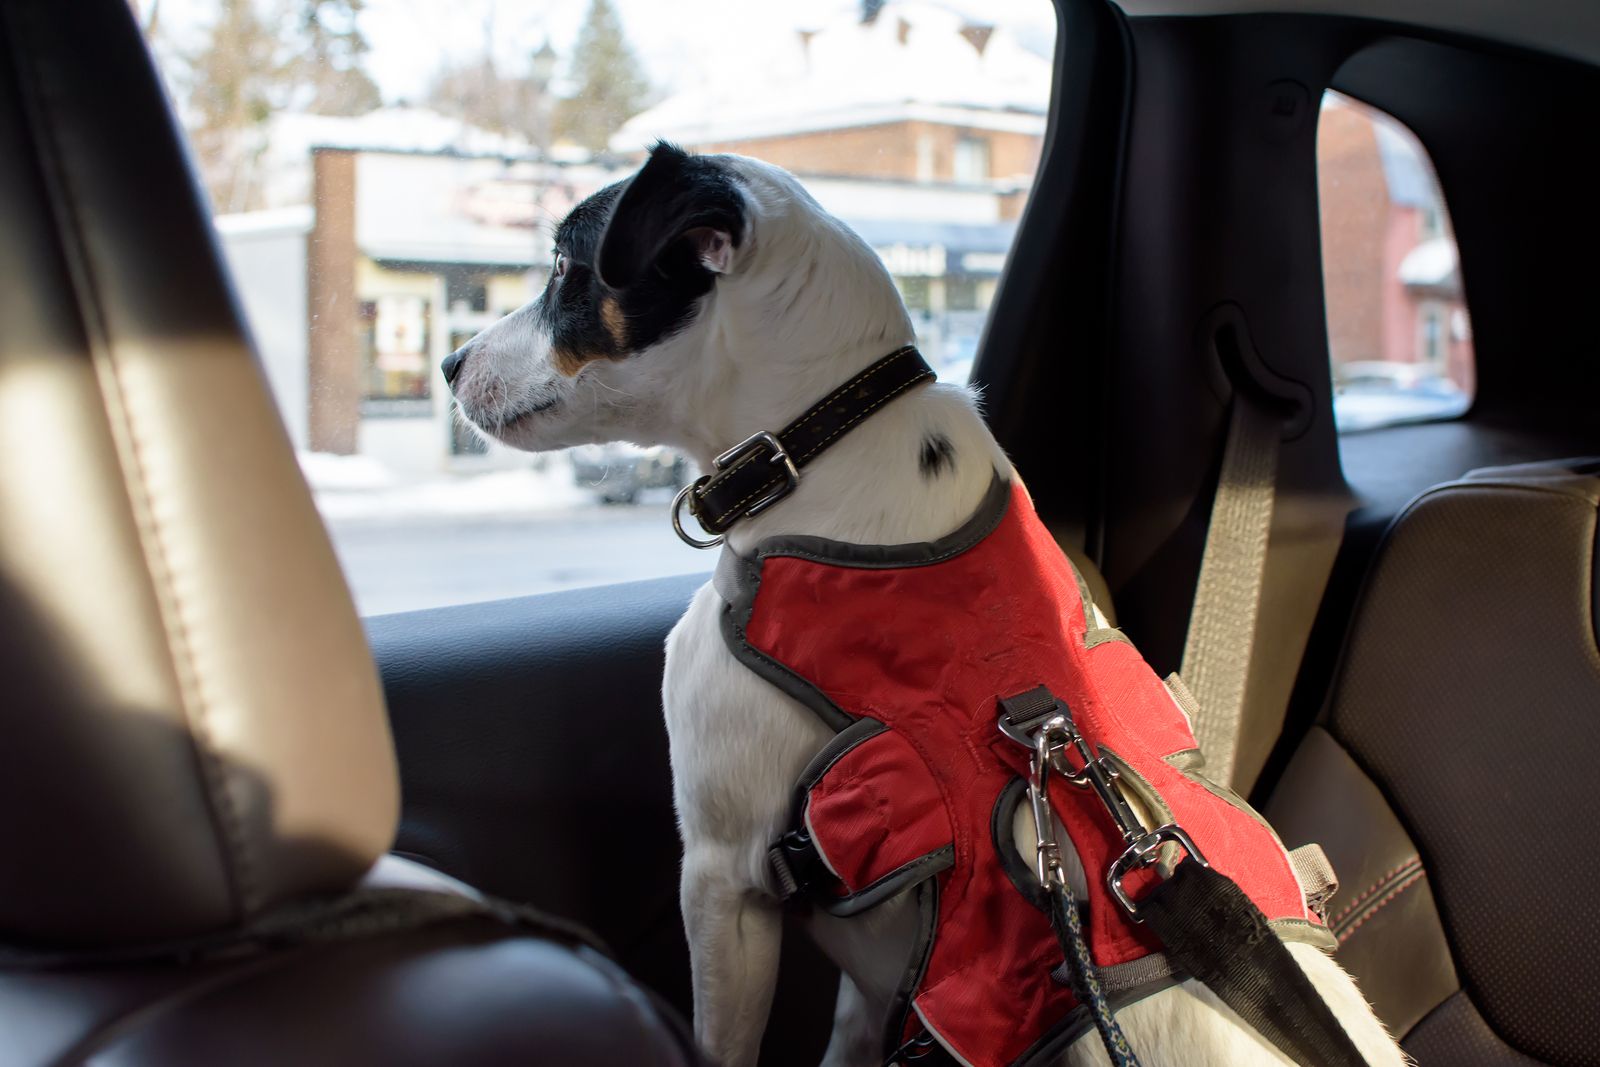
[672,346,935,545]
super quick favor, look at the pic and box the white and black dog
[445,143,1404,1067]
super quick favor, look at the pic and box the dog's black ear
[596,142,745,290]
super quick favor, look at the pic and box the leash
[671,345,935,547]
[1000,689,1145,1067]
[999,687,1369,1067]
[1138,860,1370,1067]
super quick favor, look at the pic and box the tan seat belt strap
[1179,397,1280,788]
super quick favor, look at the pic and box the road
[325,501,711,616]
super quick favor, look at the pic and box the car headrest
[0,0,398,948]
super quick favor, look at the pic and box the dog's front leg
[664,585,836,1066]
[681,842,784,1067]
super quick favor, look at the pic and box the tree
[186,0,283,212]
[424,48,553,148]
[553,0,650,154]
[292,0,381,116]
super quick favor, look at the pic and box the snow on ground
[298,451,592,522]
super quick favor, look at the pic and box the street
[324,501,710,616]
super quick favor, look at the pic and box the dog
[444,142,1405,1067]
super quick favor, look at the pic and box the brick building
[1317,93,1473,394]
[614,2,1052,370]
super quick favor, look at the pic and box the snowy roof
[843,217,1017,255]
[614,2,1052,153]
[257,107,550,211]
[213,205,314,237]
[354,153,627,268]
[1398,237,1460,291]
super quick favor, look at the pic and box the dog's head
[443,142,911,457]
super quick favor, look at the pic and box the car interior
[1,0,1596,1064]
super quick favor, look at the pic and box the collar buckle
[671,430,801,549]
[712,430,801,519]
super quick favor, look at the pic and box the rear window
[1317,91,1474,433]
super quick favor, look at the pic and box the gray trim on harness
[1004,972,1184,1067]
[719,472,1012,585]
[1179,396,1280,788]
[817,845,955,918]
[885,879,943,1063]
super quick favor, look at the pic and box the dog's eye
[552,253,568,279]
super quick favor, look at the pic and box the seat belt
[1179,395,1280,788]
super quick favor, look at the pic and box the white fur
[454,155,1406,1067]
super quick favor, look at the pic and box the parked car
[1332,360,1471,432]
[569,442,691,504]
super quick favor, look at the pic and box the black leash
[1047,877,1143,1067]
[1138,859,1370,1067]
[672,345,935,545]
[999,689,1144,1067]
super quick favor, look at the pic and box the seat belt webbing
[1179,397,1280,788]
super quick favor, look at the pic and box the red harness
[719,479,1329,1067]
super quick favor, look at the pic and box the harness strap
[680,346,935,539]
[1139,859,1370,1067]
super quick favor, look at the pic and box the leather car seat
[1266,458,1600,1066]
[0,2,698,1064]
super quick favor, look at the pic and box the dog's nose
[441,346,468,387]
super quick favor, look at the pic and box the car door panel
[368,573,838,1066]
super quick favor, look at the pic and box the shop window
[361,296,432,400]
[953,136,991,184]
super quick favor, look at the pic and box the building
[218,107,630,468]
[218,4,1056,471]
[614,1,1052,374]
[1318,93,1474,393]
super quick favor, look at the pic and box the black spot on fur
[538,142,746,365]
[919,433,956,478]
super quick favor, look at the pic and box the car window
[138,0,1056,614]
[1317,91,1475,434]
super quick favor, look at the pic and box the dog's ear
[597,142,744,290]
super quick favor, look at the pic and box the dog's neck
[671,340,1010,554]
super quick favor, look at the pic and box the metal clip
[999,688,1207,920]
[1025,715,1073,891]
[1107,825,1208,921]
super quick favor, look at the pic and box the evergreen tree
[294,0,382,116]
[553,0,650,154]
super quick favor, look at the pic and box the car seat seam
[2,3,257,917]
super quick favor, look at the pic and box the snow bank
[299,451,592,522]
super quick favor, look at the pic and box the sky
[149,0,1058,104]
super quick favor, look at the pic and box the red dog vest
[717,478,1331,1067]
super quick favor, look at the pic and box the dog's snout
[441,346,469,387]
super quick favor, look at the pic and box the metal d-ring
[671,482,724,549]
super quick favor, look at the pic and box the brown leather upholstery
[0,0,396,947]
[0,2,698,1063]
[1266,458,1600,1065]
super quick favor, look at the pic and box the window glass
[1317,91,1474,433]
[139,0,1056,613]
